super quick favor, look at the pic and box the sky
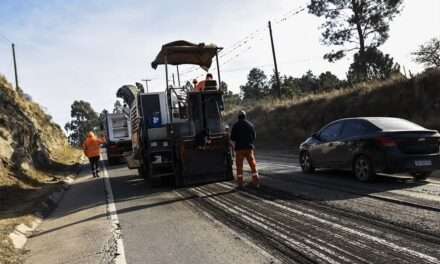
[0,0,439,128]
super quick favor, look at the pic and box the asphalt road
[106,153,440,264]
[106,165,274,264]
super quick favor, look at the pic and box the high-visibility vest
[83,137,105,158]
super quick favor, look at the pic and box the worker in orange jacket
[195,73,214,92]
[82,132,106,178]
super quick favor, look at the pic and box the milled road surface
[107,165,274,264]
[105,152,440,264]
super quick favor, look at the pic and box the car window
[319,122,343,142]
[369,118,426,131]
[340,120,376,138]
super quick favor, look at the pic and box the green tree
[412,38,440,68]
[319,71,342,90]
[240,68,269,100]
[308,0,403,80]
[219,80,242,107]
[298,70,320,93]
[347,47,400,82]
[269,73,302,97]
[64,100,99,146]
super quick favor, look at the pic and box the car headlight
[150,142,158,147]
[163,141,169,147]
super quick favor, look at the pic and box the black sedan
[299,117,440,181]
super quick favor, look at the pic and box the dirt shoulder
[0,150,82,264]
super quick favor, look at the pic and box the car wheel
[411,171,431,181]
[353,155,376,182]
[300,151,315,173]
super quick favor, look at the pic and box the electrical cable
[183,5,306,81]
[0,31,12,43]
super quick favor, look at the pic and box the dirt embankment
[0,75,81,263]
[225,69,440,149]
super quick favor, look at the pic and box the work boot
[95,171,100,178]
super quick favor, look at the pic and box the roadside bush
[225,69,440,149]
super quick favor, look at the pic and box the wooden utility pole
[11,43,19,90]
[268,21,281,98]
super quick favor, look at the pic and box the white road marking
[258,161,301,168]
[103,164,128,264]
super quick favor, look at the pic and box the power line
[178,6,307,84]
[211,7,306,72]
[0,31,12,43]
[180,6,305,79]
[218,6,305,59]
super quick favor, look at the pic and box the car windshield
[369,118,426,131]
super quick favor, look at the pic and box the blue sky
[0,0,439,128]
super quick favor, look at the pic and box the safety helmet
[238,110,246,120]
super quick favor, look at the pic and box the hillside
[0,75,81,263]
[225,69,440,149]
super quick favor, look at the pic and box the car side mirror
[312,133,319,140]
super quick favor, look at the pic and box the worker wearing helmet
[230,110,260,188]
[82,132,106,177]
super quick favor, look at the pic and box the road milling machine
[117,40,233,187]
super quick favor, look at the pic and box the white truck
[103,112,132,165]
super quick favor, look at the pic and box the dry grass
[50,146,82,167]
[225,69,440,149]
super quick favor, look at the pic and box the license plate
[414,160,432,166]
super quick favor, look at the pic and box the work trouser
[88,156,100,176]
[235,149,259,187]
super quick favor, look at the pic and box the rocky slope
[0,75,81,263]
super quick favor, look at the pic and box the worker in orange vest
[195,73,214,92]
[230,110,260,188]
[82,131,106,177]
